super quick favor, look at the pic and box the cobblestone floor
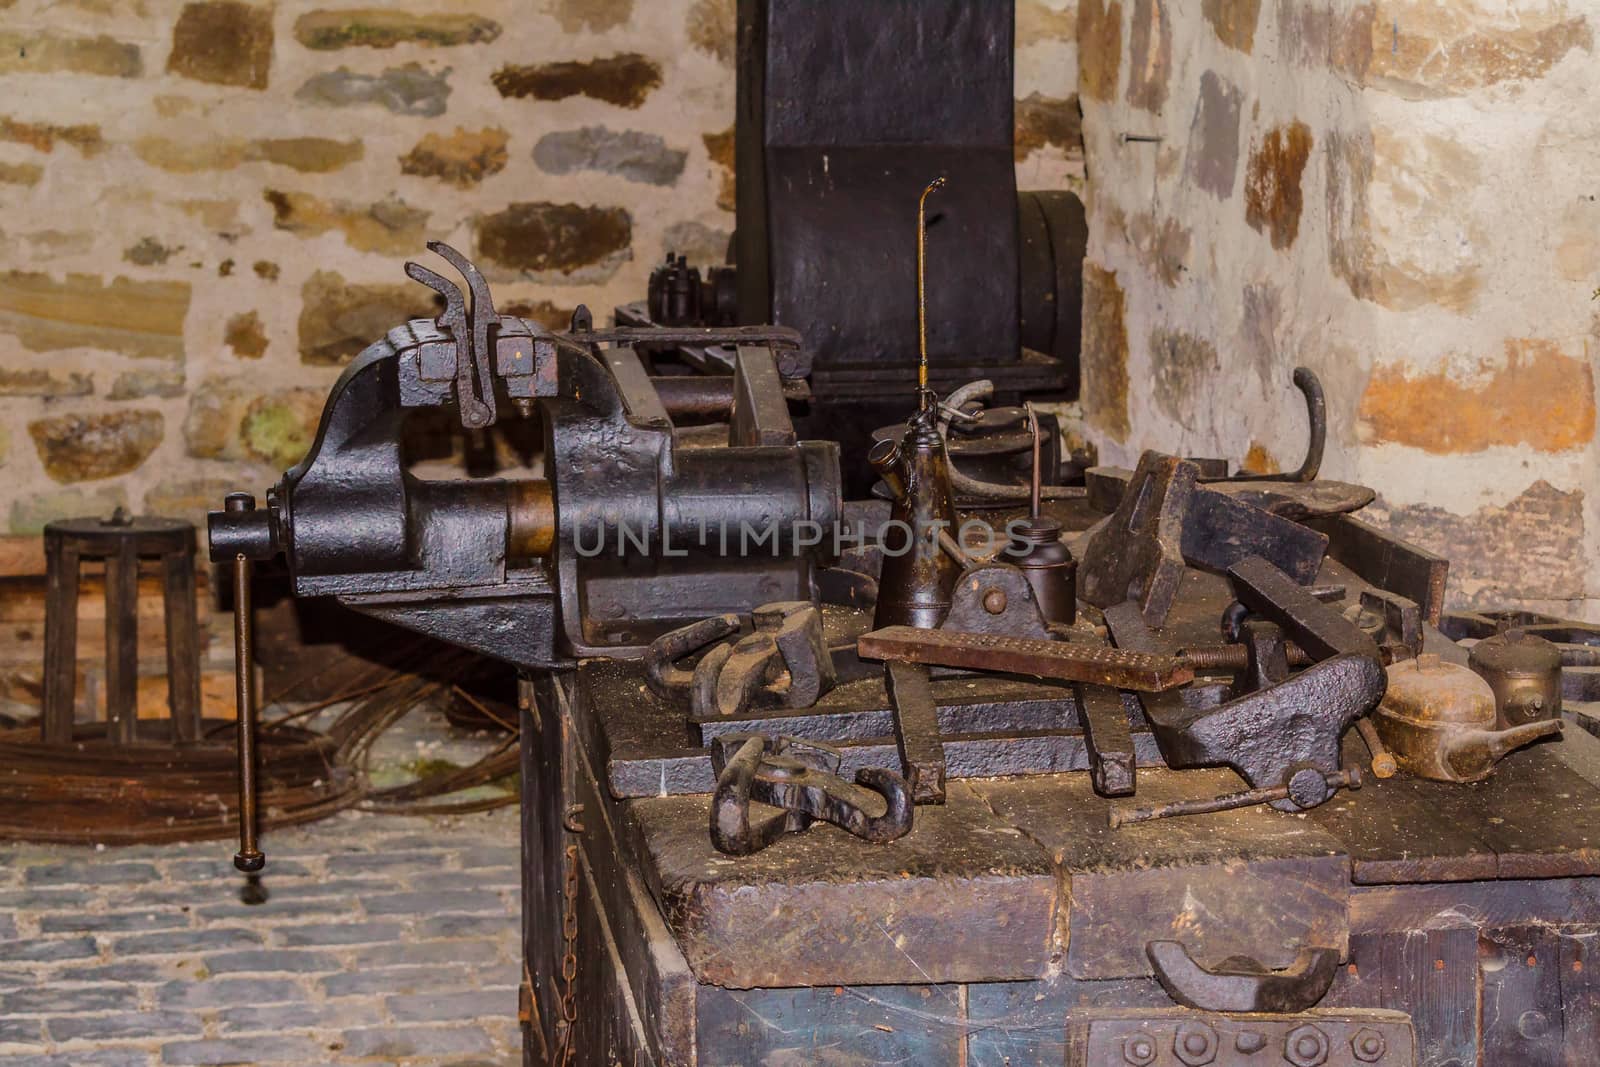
[0,806,523,1066]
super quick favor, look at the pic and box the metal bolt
[1173,1022,1217,1066]
[1285,1024,1329,1067]
[1122,1035,1156,1065]
[982,588,1008,614]
[1351,1028,1386,1062]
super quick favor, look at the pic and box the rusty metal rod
[1109,768,1358,828]
[1176,642,1313,672]
[1355,717,1398,779]
[232,550,264,873]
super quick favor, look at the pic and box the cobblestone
[0,808,521,1065]
[338,1024,496,1058]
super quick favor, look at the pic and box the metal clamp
[1147,940,1340,1014]
[646,604,837,719]
[709,735,913,856]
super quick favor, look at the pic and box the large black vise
[208,243,841,670]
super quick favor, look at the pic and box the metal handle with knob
[226,493,264,874]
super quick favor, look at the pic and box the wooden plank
[1328,926,1479,1066]
[40,541,78,743]
[1560,929,1600,1066]
[571,700,696,1066]
[571,847,657,1066]
[975,769,1351,980]
[0,535,46,578]
[697,984,964,1065]
[1481,925,1564,1066]
[103,539,139,745]
[162,550,202,743]
[1304,734,1498,884]
[1473,743,1600,879]
[1310,513,1448,626]
[965,977,1169,1065]
[620,781,1059,989]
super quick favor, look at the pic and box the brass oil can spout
[1444,718,1563,782]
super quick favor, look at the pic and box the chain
[553,803,584,1065]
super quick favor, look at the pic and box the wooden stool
[41,510,201,745]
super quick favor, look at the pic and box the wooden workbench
[517,512,1600,1066]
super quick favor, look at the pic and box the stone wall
[0,0,1082,535]
[1076,0,1600,616]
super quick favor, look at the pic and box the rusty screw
[1122,1034,1156,1066]
[982,588,1008,615]
[1351,1028,1386,1063]
[1173,1021,1217,1065]
[1285,1024,1329,1067]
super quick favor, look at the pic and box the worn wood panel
[1310,513,1448,626]
[522,674,573,1066]
[964,976,1168,1066]
[1473,744,1600,879]
[571,712,696,1066]
[1482,925,1564,1067]
[1328,926,1478,1067]
[976,768,1350,979]
[1352,879,1600,934]
[1306,734,1498,884]
[572,846,656,1067]
[1560,930,1600,1066]
[621,781,1059,989]
[696,984,963,1066]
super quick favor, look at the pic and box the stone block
[532,127,686,186]
[1125,0,1170,112]
[47,1010,200,1042]
[168,2,274,90]
[1014,93,1083,159]
[114,928,263,956]
[38,911,189,934]
[184,379,324,466]
[399,127,509,187]
[1359,339,1595,454]
[1244,120,1312,250]
[296,271,435,366]
[0,31,141,77]
[160,1035,328,1064]
[27,409,162,479]
[295,63,451,117]
[0,272,189,360]
[474,201,632,282]
[0,983,140,1015]
[337,1025,494,1059]
[1079,0,1122,102]
[0,117,101,155]
[224,312,267,359]
[157,976,300,1009]
[273,921,403,947]
[1081,263,1130,440]
[263,190,428,254]
[687,0,734,62]
[491,53,662,108]
[199,949,341,975]
[293,10,501,50]
[1203,0,1262,52]
[1184,70,1243,199]
[0,368,93,398]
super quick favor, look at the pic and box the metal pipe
[227,494,264,874]
[916,176,946,401]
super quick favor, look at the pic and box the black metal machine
[618,0,1088,495]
